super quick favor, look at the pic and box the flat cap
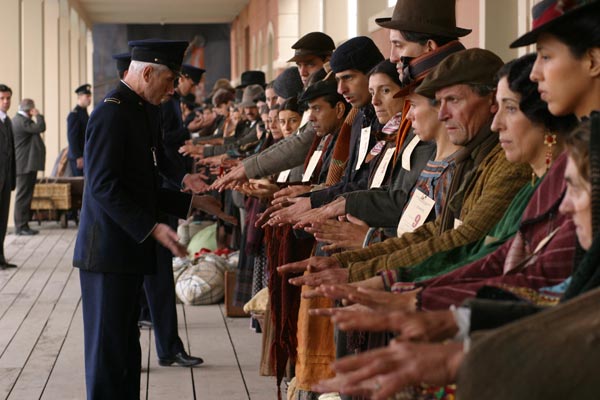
[128,39,188,73]
[288,32,336,62]
[298,79,339,103]
[415,48,503,98]
[181,64,205,84]
[237,70,266,89]
[75,83,92,95]
[273,67,304,100]
[112,52,131,76]
[329,36,384,75]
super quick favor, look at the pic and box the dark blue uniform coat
[67,105,88,176]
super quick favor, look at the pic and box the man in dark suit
[73,39,199,399]
[0,84,17,269]
[67,84,91,176]
[12,98,46,235]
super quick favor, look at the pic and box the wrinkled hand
[309,302,372,317]
[198,154,227,167]
[211,164,249,192]
[290,268,349,288]
[151,223,188,258]
[277,256,341,276]
[294,197,346,229]
[182,172,210,194]
[192,195,238,225]
[313,341,464,400]
[238,179,280,199]
[254,203,285,228]
[271,185,312,205]
[267,197,311,226]
[346,287,420,312]
[305,214,369,252]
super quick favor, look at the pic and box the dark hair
[546,12,600,58]
[399,31,458,47]
[265,81,275,90]
[0,84,12,94]
[565,118,591,183]
[279,97,301,114]
[497,53,577,134]
[368,59,402,88]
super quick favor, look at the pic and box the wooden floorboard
[2,225,273,400]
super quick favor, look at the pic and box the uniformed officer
[74,39,196,399]
[112,52,131,80]
[67,83,91,176]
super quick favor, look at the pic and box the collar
[0,110,7,122]
[18,110,30,119]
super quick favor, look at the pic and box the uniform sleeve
[67,112,83,158]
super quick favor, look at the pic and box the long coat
[12,113,46,174]
[73,82,190,274]
[0,117,16,191]
[67,105,88,161]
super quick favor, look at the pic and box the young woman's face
[530,33,596,118]
[278,110,301,137]
[492,77,546,165]
[560,156,592,250]
[369,73,403,124]
[268,109,282,139]
[405,92,443,142]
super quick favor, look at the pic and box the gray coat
[0,117,16,190]
[12,113,46,174]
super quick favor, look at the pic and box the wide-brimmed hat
[510,0,600,48]
[375,0,471,38]
[287,32,336,62]
[239,84,265,108]
[394,40,466,98]
[415,48,504,99]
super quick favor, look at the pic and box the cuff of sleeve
[380,269,399,291]
[450,305,471,341]
[140,223,158,244]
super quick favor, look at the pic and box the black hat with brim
[298,79,338,103]
[237,70,266,89]
[75,83,92,95]
[112,52,131,75]
[128,39,188,73]
[181,64,206,84]
[510,0,600,48]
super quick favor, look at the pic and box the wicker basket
[31,183,72,210]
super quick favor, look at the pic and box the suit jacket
[0,116,16,191]
[73,82,191,274]
[12,112,46,174]
[67,105,89,160]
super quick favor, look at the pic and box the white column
[277,0,299,68]
[299,0,321,36]
[59,0,71,148]
[0,0,21,102]
[70,9,82,97]
[479,0,519,61]
[323,0,349,45]
[44,0,61,175]
[79,18,88,84]
[357,0,387,37]
[21,0,44,106]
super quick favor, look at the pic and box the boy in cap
[67,83,92,176]
[288,31,335,86]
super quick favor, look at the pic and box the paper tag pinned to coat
[355,126,371,170]
[401,136,420,171]
[397,189,435,236]
[277,169,291,183]
[370,148,396,189]
[302,150,323,182]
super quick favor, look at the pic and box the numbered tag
[401,136,420,171]
[300,111,310,128]
[397,189,435,236]
[370,148,396,189]
[277,169,291,183]
[302,150,323,182]
[355,126,371,170]
[454,218,463,229]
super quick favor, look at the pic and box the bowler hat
[415,48,504,99]
[376,0,471,38]
[128,39,188,73]
[75,84,92,95]
[287,32,336,62]
[181,64,205,84]
[112,52,131,76]
[394,40,466,98]
[329,36,384,74]
[239,84,265,108]
[273,67,304,100]
[511,0,600,48]
[237,70,266,89]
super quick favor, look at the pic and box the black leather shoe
[158,351,204,367]
[15,228,39,236]
[0,262,17,269]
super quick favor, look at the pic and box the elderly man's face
[435,84,495,146]
[145,66,177,106]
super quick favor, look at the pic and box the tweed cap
[128,39,188,73]
[239,84,265,108]
[415,48,504,98]
[329,36,384,74]
[298,79,339,103]
[273,67,304,100]
[75,84,91,95]
[511,0,600,47]
[212,88,235,107]
[181,64,205,84]
[288,32,336,62]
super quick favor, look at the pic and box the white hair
[128,60,170,76]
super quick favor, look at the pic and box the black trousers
[80,269,144,400]
[14,171,37,230]
[0,176,11,263]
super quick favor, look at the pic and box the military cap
[298,79,339,103]
[212,88,235,107]
[287,32,336,62]
[237,70,266,89]
[112,52,131,77]
[415,48,504,99]
[239,84,265,108]
[75,83,92,95]
[375,0,471,38]
[181,64,205,84]
[273,67,304,100]
[329,36,384,75]
[511,0,600,48]
[128,39,188,73]
[394,40,466,98]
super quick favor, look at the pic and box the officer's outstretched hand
[152,223,188,258]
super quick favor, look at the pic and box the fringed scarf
[392,100,413,168]
[325,107,359,185]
